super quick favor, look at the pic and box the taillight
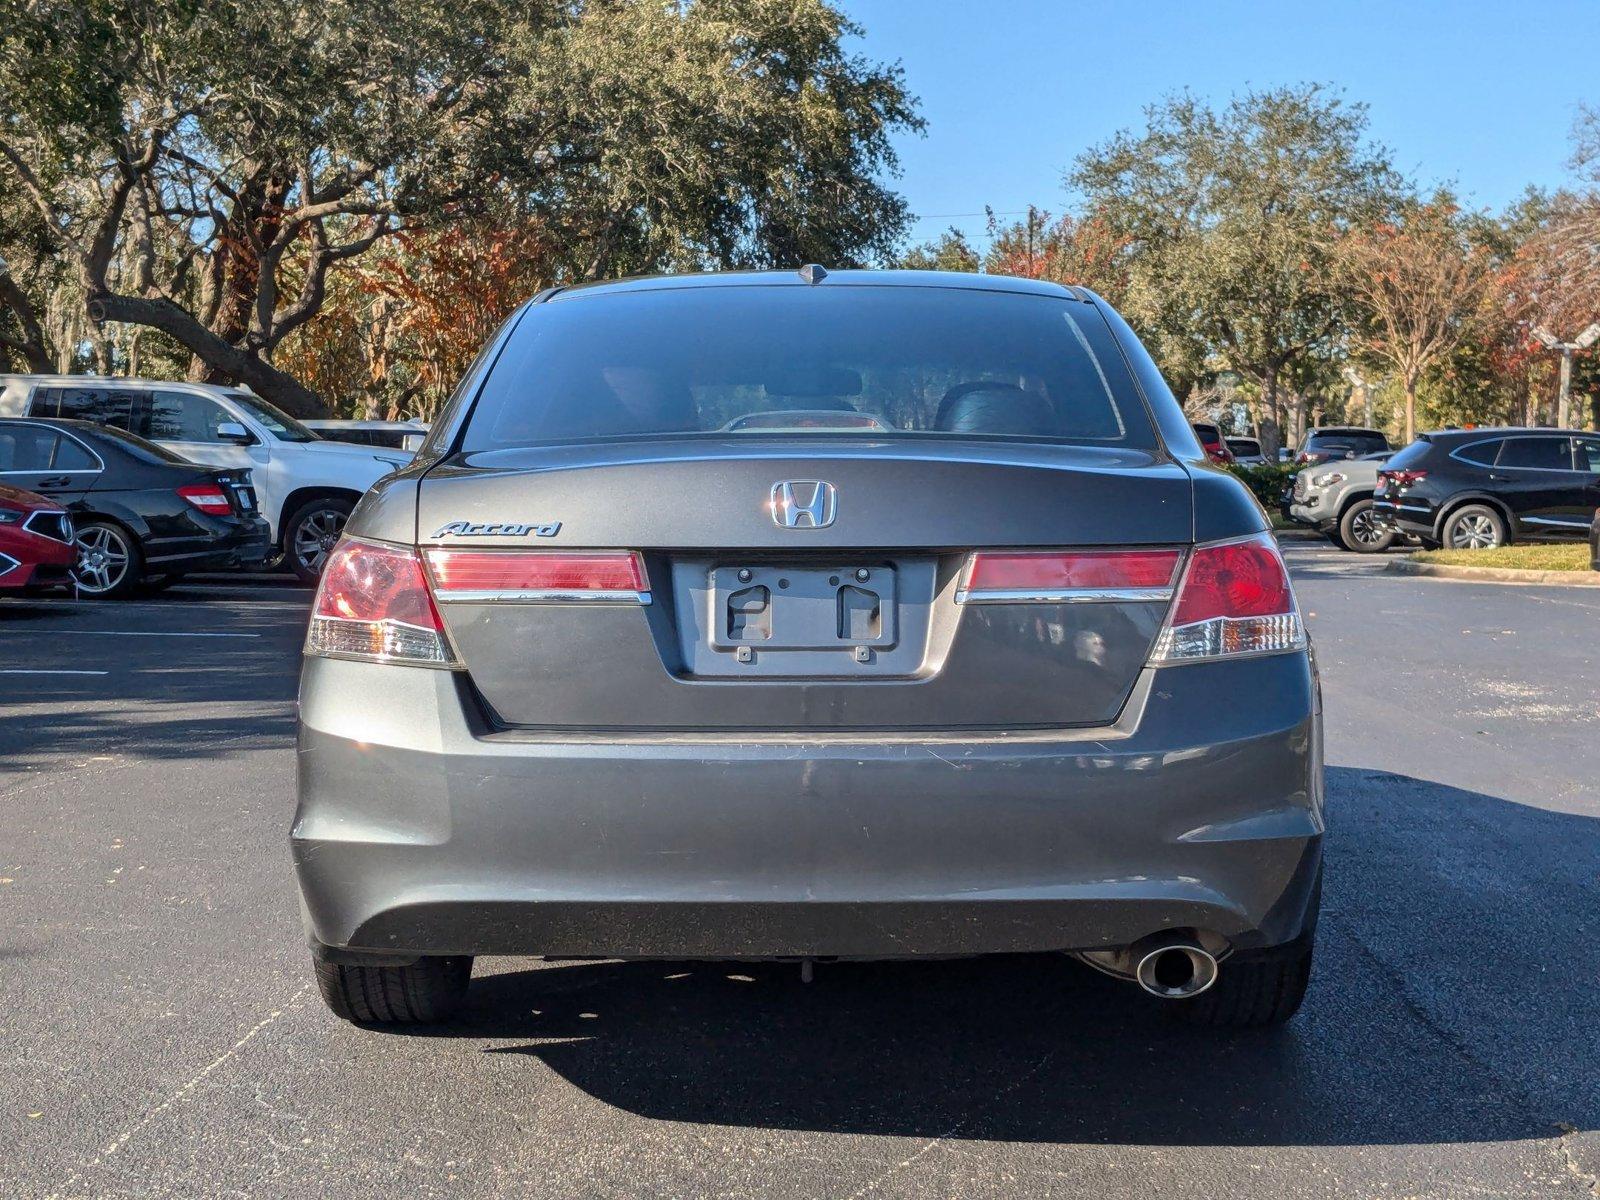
[959,549,1182,603]
[422,549,650,603]
[305,538,455,666]
[1390,470,1428,488]
[177,483,232,515]
[1149,532,1306,663]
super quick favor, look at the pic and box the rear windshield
[1306,430,1389,455]
[1382,439,1432,470]
[72,421,189,465]
[460,285,1154,451]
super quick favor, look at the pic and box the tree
[0,0,920,415]
[1336,197,1499,442]
[1071,84,1402,454]
[897,227,980,272]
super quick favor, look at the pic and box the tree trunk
[0,264,53,372]
[1403,375,1417,444]
[1258,363,1282,458]
[89,291,330,417]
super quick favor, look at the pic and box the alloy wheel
[1449,514,1500,550]
[1350,507,1385,546]
[72,525,132,594]
[292,507,348,576]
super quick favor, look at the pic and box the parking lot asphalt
[2,542,1598,1199]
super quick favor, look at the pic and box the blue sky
[844,0,1594,251]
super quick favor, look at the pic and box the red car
[0,482,75,590]
[1191,422,1235,464]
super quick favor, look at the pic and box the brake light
[177,483,232,515]
[1150,532,1305,663]
[305,538,455,665]
[1389,470,1428,488]
[959,549,1182,602]
[422,549,650,603]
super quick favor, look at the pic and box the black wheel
[70,521,143,599]
[1442,504,1506,551]
[1173,933,1314,1028]
[1337,498,1396,553]
[313,955,472,1024]
[285,498,354,584]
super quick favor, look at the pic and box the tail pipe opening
[1134,941,1219,1000]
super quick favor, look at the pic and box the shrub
[1224,462,1298,509]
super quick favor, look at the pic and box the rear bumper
[1372,496,1435,538]
[293,653,1324,960]
[144,517,271,572]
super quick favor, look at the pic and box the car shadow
[397,767,1597,1149]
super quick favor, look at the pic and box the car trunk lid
[417,439,1192,731]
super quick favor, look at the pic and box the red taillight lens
[1151,532,1305,663]
[1170,538,1293,625]
[423,550,650,602]
[177,483,232,515]
[1390,469,1428,488]
[306,538,454,665]
[961,549,1181,601]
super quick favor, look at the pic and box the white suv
[0,376,410,582]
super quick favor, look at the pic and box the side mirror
[216,421,254,445]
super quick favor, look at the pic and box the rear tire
[1173,934,1313,1028]
[284,497,355,584]
[1337,498,1395,553]
[141,574,185,594]
[1442,503,1507,551]
[313,955,473,1024]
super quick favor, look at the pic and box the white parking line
[0,629,261,639]
[0,668,110,675]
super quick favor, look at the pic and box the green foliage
[1224,461,1297,509]
[1071,84,1403,438]
[0,0,922,412]
[897,227,981,272]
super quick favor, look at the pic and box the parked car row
[0,375,424,592]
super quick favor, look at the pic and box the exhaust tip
[1135,943,1219,999]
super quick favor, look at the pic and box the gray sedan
[292,270,1324,1031]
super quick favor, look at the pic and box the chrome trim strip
[434,588,652,605]
[1520,515,1588,527]
[21,509,72,543]
[955,585,1173,605]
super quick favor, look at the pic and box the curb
[1385,558,1600,587]
[1272,527,1325,542]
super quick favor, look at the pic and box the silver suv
[1290,451,1397,552]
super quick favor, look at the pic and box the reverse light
[423,549,651,603]
[305,538,456,666]
[1149,532,1306,664]
[177,483,233,515]
[958,549,1182,603]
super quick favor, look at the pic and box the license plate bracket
[709,564,898,650]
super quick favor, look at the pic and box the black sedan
[1374,427,1600,549]
[0,417,270,597]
